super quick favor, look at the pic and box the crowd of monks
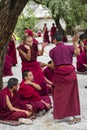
[0,24,87,124]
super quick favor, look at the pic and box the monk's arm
[73,34,80,56]
[38,42,48,56]
[41,100,51,109]
[40,60,54,69]
[30,82,41,90]
[6,95,30,116]
[18,48,31,61]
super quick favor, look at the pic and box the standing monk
[8,35,17,66]
[49,32,80,123]
[17,35,48,96]
[43,23,50,44]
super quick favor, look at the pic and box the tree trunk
[54,17,67,41]
[0,0,29,90]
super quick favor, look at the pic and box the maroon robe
[8,41,17,66]
[77,51,87,72]
[19,80,51,112]
[18,43,48,96]
[3,54,13,77]
[49,42,80,119]
[0,87,28,120]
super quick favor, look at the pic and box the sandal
[67,117,81,125]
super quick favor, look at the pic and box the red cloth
[8,41,17,65]
[0,87,28,120]
[25,29,33,37]
[52,65,80,119]
[3,54,13,77]
[19,80,41,102]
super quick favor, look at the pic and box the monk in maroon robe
[0,78,32,120]
[8,35,17,66]
[18,70,51,113]
[49,33,80,123]
[17,35,48,96]
[43,23,50,43]
[3,54,13,77]
[50,23,57,43]
[77,40,87,72]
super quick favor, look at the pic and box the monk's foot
[67,117,81,125]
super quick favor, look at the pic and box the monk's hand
[25,80,32,85]
[24,44,30,50]
[24,110,31,117]
[39,62,47,67]
[45,103,51,109]
[42,42,48,48]
[72,34,79,43]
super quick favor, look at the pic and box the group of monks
[1,25,87,124]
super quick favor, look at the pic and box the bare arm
[25,80,41,90]
[38,42,48,56]
[73,34,80,56]
[40,60,54,69]
[6,95,30,116]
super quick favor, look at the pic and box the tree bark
[0,0,28,90]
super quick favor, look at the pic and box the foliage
[14,4,38,40]
[34,0,87,34]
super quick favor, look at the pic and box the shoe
[18,118,33,125]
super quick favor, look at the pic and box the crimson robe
[52,65,80,119]
[8,41,17,66]
[43,27,50,43]
[0,87,28,120]
[3,54,13,77]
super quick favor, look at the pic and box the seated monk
[0,78,32,120]
[77,41,87,72]
[18,70,51,113]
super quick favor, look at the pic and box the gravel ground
[2,37,87,130]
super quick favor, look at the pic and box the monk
[8,35,17,66]
[17,35,48,96]
[3,53,13,77]
[18,70,51,113]
[0,78,32,120]
[77,40,87,72]
[50,23,57,43]
[43,23,50,43]
[78,33,87,53]
[49,32,80,124]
